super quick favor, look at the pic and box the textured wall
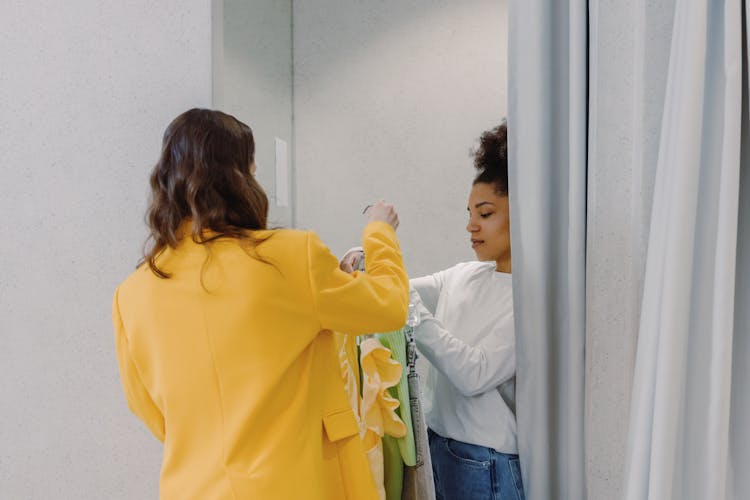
[0,2,212,498]
[586,1,675,498]
[293,0,508,277]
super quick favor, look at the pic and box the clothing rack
[352,251,436,499]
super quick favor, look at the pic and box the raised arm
[411,293,515,397]
[409,271,445,315]
[308,221,409,335]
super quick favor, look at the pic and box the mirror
[213,0,508,277]
[216,1,512,498]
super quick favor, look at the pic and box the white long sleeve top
[410,261,517,453]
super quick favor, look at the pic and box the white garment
[410,261,517,453]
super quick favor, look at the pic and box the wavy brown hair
[142,108,269,278]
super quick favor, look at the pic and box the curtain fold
[728,7,750,497]
[623,0,745,499]
[507,1,588,499]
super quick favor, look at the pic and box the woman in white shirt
[410,121,523,500]
[340,122,523,500]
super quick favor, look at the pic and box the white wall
[0,2,212,498]
[586,1,675,498]
[293,0,508,277]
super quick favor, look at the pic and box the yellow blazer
[113,221,408,499]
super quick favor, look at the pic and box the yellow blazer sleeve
[113,289,166,442]
[308,221,409,334]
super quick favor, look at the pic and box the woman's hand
[366,200,399,230]
[339,247,364,273]
[339,201,398,273]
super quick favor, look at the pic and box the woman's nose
[467,220,478,233]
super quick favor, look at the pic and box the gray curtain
[729,5,750,494]
[623,0,748,498]
[507,1,588,499]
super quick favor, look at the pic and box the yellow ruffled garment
[334,333,407,500]
[359,337,407,500]
[336,333,361,423]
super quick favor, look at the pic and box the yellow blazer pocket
[323,408,359,442]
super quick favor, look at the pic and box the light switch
[274,137,289,207]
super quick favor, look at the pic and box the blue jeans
[428,429,525,500]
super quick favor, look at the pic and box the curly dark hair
[142,108,269,278]
[472,120,508,196]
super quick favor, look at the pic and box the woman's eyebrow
[466,201,496,211]
[473,201,496,209]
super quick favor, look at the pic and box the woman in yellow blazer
[113,108,409,499]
